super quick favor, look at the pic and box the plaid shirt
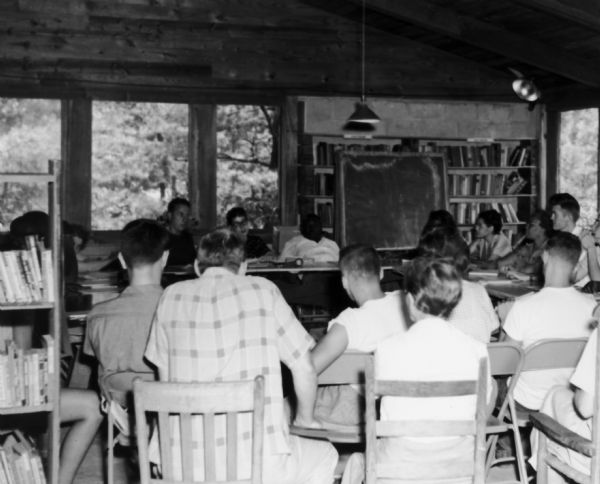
[145,267,314,479]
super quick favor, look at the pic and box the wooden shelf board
[0,173,55,183]
[0,302,54,311]
[298,195,333,200]
[447,166,536,173]
[449,195,535,202]
[0,403,52,415]
[457,222,525,228]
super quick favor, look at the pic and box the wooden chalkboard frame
[335,152,448,249]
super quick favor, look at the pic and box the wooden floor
[71,433,522,484]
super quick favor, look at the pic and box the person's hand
[581,232,596,250]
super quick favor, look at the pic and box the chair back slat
[375,380,477,397]
[487,342,524,376]
[204,413,217,482]
[133,376,264,484]
[521,338,588,371]
[180,413,194,482]
[158,411,174,480]
[318,351,371,385]
[376,420,475,437]
[365,357,488,484]
[226,413,237,481]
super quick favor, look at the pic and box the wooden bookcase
[419,139,539,245]
[0,161,62,484]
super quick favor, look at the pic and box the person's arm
[496,250,518,271]
[311,324,349,374]
[288,350,318,427]
[582,233,600,281]
[574,387,594,419]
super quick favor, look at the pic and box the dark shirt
[166,231,196,266]
[245,234,270,259]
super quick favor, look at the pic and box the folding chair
[530,328,600,484]
[133,376,265,484]
[365,357,488,484]
[100,371,155,484]
[486,342,527,483]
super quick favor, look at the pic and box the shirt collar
[201,266,238,278]
[122,284,163,295]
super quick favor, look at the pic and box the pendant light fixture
[509,68,541,103]
[346,0,380,125]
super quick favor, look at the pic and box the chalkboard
[335,152,447,249]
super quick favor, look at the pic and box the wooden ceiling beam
[349,0,600,87]
[509,0,600,33]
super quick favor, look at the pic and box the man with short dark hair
[145,229,337,484]
[84,219,170,381]
[280,214,339,262]
[165,197,196,266]
[503,231,596,411]
[226,206,270,259]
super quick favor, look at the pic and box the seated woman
[419,209,459,241]
[419,230,499,342]
[470,209,512,267]
[497,209,552,277]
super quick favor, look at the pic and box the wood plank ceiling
[0,0,599,106]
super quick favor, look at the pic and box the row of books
[448,172,530,197]
[0,338,53,408]
[314,142,402,166]
[298,168,334,196]
[315,200,334,227]
[0,430,46,484]
[450,201,521,226]
[0,243,54,305]
[420,142,532,167]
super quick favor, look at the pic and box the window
[0,98,60,230]
[559,109,599,226]
[217,105,278,228]
[92,101,188,230]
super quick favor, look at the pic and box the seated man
[503,231,596,411]
[84,220,169,436]
[311,244,407,425]
[341,257,492,484]
[226,206,270,259]
[280,214,339,263]
[531,323,599,484]
[164,197,196,266]
[144,229,337,484]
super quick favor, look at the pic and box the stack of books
[0,430,46,484]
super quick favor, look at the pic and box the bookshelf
[0,161,62,484]
[297,135,404,234]
[419,139,539,245]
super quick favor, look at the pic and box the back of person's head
[405,257,462,320]
[197,229,245,272]
[418,231,470,278]
[10,211,49,238]
[339,244,381,281]
[226,207,248,226]
[545,231,582,268]
[530,209,553,238]
[477,209,503,234]
[300,214,323,243]
[420,209,458,239]
[167,197,191,214]
[548,193,580,222]
[120,219,170,268]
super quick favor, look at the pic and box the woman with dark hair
[419,209,459,240]
[469,209,511,265]
[419,231,499,342]
[497,209,553,276]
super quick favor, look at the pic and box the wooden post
[61,99,92,228]
[279,97,299,225]
[544,109,561,205]
[188,104,217,230]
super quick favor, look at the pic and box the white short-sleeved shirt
[328,290,406,352]
[279,235,339,262]
[449,279,500,343]
[470,233,512,262]
[572,226,589,287]
[570,328,598,395]
[376,317,491,461]
[503,286,595,410]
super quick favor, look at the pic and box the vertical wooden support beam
[597,108,600,214]
[189,104,217,230]
[279,97,299,225]
[545,108,561,205]
[61,99,92,228]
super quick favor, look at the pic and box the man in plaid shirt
[145,229,338,484]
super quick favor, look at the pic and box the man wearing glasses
[226,206,271,259]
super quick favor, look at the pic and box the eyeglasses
[231,219,248,228]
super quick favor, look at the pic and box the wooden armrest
[290,424,364,443]
[529,412,594,457]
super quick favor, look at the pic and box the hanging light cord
[361,0,366,103]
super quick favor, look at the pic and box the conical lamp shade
[347,101,380,124]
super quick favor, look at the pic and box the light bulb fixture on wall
[509,68,541,108]
[345,0,380,126]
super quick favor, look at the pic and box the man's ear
[341,274,349,293]
[117,252,127,270]
[379,267,384,281]
[161,250,169,268]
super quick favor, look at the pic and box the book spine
[40,251,54,303]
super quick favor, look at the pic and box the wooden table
[483,281,539,300]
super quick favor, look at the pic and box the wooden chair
[100,371,155,484]
[486,342,527,484]
[133,376,265,484]
[365,357,488,484]
[530,329,600,484]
